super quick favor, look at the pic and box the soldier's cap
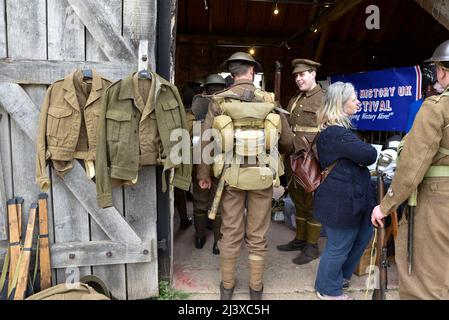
[80,275,112,299]
[425,39,449,68]
[292,58,321,74]
[202,74,226,87]
[220,52,263,73]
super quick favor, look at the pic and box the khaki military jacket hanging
[286,85,324,154]
[36,69,111,191]
[96,71,192,208]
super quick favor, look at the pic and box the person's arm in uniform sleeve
[278,112,293,155]
[380,101,444,216]
[335,130,378,166]
[196,100,221,180]
[35,86,52,191]
[95,89,113,208]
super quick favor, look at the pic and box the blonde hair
[318,82,355,130]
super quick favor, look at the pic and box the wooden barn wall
[0,0,159,300]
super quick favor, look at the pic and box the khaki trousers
[396,179,449,300]
[284,158,322,243]
[219,186,273,259]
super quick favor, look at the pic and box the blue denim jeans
[315,223,373,296]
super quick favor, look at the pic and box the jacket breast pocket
[106,110,132,142]
[47,107,73,138]
[161,99,181,129]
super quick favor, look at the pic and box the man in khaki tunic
[372,40,449,300]
[198,52,292,300]
[277,59,325,265]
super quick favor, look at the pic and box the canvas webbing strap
[424,166,449,178]
[0,249,10,295]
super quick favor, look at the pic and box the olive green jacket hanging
[96,72,192,208]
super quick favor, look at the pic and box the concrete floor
[173,194,399,300]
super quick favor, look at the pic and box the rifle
[372,172,388,300]
[274,61,282,106]
[407,189,417,275]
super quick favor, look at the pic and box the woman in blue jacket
[314,82,377,300]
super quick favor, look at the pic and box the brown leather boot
[292,243,320,265]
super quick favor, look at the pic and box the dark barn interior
[175,0,449,109]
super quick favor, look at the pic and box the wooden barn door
[0,0,161,300]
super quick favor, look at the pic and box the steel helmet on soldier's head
[202,74,226,87]
[425,40,449,68]
[221,52,263,72]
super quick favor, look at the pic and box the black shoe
[195,236,206,249]
[249,287,263,300]
[212,242,220,255]
[292,243,320,265]
[180,217,192,230]
[220,282,234,300]
[277,239,306,251]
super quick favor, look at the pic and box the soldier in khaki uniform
[277,59,325,265]
[191,74,226,254]
[198,52,292,300]
[372,40,449,300]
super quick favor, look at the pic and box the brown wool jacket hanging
[36,69,111,191]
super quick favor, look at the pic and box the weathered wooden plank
[53,171,91,283]
[48,0,91,284]
[85,0,122,62]
[0,83,142,245]
[47,0,85,61]
[122,26,158,298]
[123,0,157,70]
[67,0,136,62]
[0,59,136,85]
[6,0,46,59]
[0,117,8,240]
[51,241,153,268]
[0,0,6,58]
[125,167,158,299]
[37,194,51,290]
[85,0,127,300]
[0,107,12,203]
[415,0,449,31]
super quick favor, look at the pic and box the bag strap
[321,160,338,184]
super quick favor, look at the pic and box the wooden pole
[14,203,37,300]
[16,197,23,240]
[38,193,52,290]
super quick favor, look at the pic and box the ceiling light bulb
[249,48,255,55]
[274,3,279,15]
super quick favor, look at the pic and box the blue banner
[329,66,422,131]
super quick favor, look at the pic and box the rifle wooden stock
[38,193,52,290]
[372,172,388,300]
[208,174,225,220]
[7,198,20,292]
[14,203,37,300]
[16,197,24,240]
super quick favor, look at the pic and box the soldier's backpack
[211,89,284,190]
[25,282,110,300]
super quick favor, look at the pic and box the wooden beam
[314,26,329,62]
[0,0,6,58]
[0,83,142,245]
[0,58,136,85]
[51,241,154,268]
[308,0,365,38]
[414,0,449,30]
[67,0,137,61]
[177,34,301,48]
